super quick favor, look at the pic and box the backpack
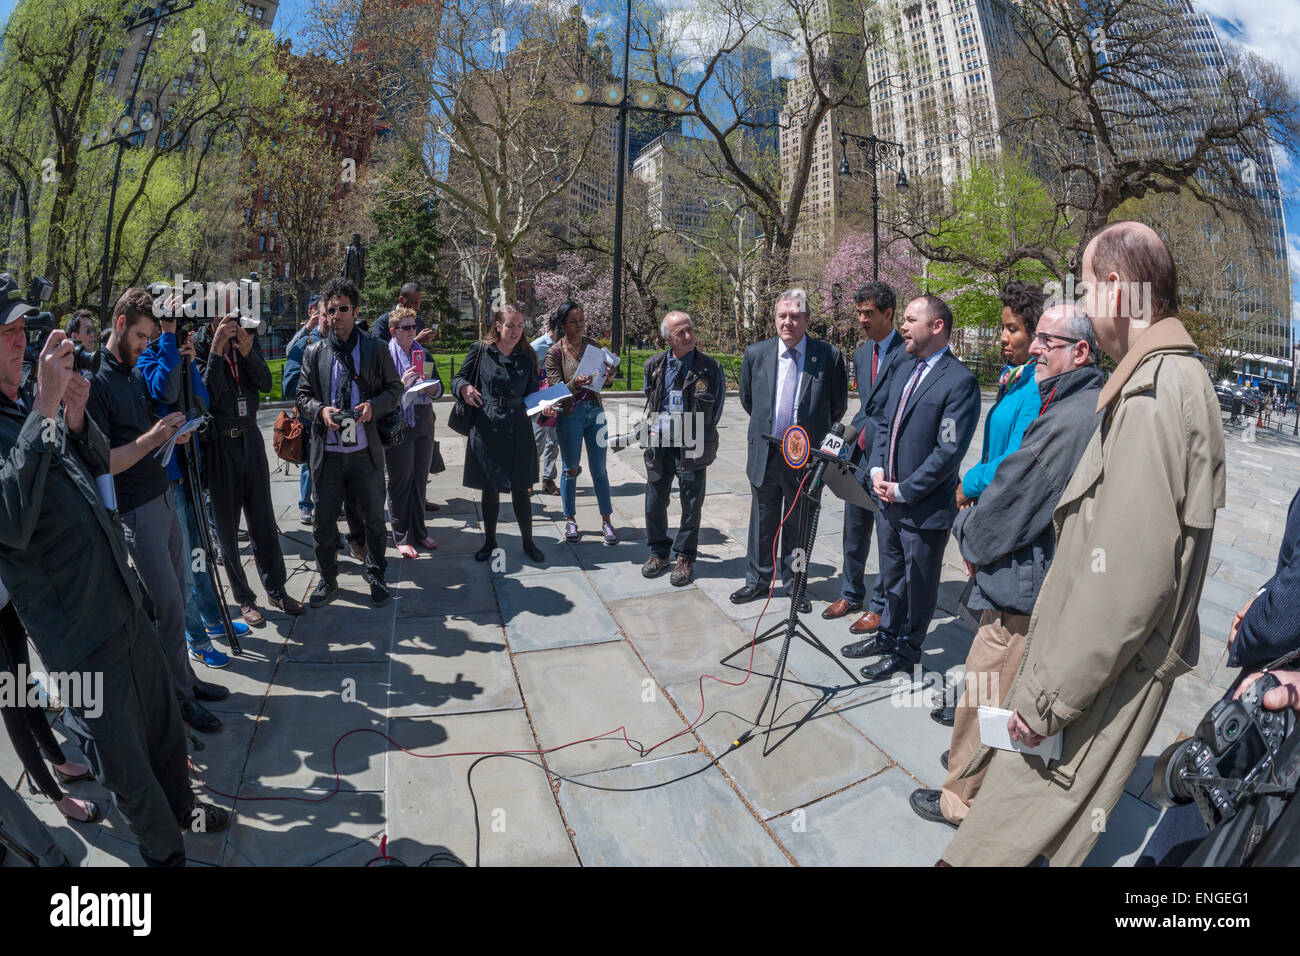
[273,408,305,463]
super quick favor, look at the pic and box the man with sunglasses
[194,294,304,625]
[909,303,1103,829]
[296,277,403,608]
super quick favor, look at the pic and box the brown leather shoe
[349,540,367,562]
[240,602,265,627]
[822,598,862,620]
[849,610,882,634]
[542,479,560,496]
[268,592,304,616]
[670,556,694,587]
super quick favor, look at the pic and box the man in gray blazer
[733,289,848,610]
[823,281,908,633]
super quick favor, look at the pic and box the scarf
[329,325,361,411]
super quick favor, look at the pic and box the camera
[1152,672,1295,829]
[27,276,52,308]
[73,343,102,374]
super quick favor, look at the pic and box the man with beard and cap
[86,287,228,736]
[906,303,1104,829]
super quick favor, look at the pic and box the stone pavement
[3,393,1298,867]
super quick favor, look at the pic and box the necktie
[773,347,797,436]
[871,342,879,386]
[887,359,926,482]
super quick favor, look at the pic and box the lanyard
[224,348,241,388]
[1037,385,1059,417]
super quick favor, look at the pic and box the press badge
[236,396,248,418]
[667,389,684,413]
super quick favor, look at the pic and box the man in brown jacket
[939,221,1226,866]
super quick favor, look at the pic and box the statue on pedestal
[341,233,366,290]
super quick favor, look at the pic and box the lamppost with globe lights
[837,123,909,281]
[86,0,196,325]
[570,56,693,364]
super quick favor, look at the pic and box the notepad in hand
[977,706,1062,764]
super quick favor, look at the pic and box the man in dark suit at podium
[849,294,979,681]
[733,289,848,612]
[823,281,909,633]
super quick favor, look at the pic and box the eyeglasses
[326,305,352,315]
[1032,331,1082,349]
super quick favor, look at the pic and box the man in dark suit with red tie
[823,282,909,633]
[848,294,980,681]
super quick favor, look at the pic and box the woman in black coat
[453,305,544,562]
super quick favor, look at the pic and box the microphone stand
[177,341,242,656]
[722,434,860,755]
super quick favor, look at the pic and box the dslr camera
[333,407,359,446]
[1152,672,1296,829]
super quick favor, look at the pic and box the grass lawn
[260,351,750,402]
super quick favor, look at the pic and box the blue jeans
[556,401,613,518]
[299,461,313,512]
[171,482,222,643]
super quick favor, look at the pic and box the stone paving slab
[514,641,695,776]
[607,590,753,688]
[385,710,575,867]
[224,784,386,867]
[557,753,791,866]
[392,553,501,616]
[243,662,389,791]
[494,569,622,653]
[673,675,890,820]
[387,613,519,718]
[776,768,952,866]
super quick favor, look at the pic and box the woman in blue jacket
[956,280,1047,508]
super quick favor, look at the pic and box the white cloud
[1195,0,1300,85]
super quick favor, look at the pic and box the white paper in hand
[153,418,204,469]
[525,383,572,417]
[977,706,1062,764]
[401,379,443,409]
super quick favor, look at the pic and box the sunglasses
[326,305,352,315]
[396,324,417,331]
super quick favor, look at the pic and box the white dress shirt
[771,334,808,434]
[870,345,949,502]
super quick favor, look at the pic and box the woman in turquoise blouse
[957,281,1047,507]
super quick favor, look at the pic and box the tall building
[633,132,719,235]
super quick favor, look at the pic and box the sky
[1,0,1296,333]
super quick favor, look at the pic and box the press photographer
[0,276,226,865]
[296,276,404,607]
[194,296,304,624]
[86,287,227,734]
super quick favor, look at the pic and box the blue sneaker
[204,620,251,639]
[188,641,230,669]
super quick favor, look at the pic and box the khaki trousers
[939,608,1030,824]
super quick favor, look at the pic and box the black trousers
[0,603,67,802]
[205,428,288,604]
[745,446,808,588]
[61,608,193,867]
[875,508,949,664]
[645,448,707,561]
[312,450,388,582]
[384,406,435,546]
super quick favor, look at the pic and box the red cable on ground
[195,471,812,806]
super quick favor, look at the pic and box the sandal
[58,796,101,825]
[397,544,418,559]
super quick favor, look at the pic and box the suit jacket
[739,335,848,487]
[296,331,403,474]
[868,349,980,530]
[1230,485,1300,669]
[850,332,908,467]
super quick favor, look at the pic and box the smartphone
[413,349,424,378]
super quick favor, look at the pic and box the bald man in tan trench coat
[940,222,1226,867]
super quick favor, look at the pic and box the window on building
[258,235,266,251]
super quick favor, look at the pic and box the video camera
[1152,672,1296,829]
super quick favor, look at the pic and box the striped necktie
[887,359,926,482]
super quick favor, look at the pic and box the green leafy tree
[362,164,455,331]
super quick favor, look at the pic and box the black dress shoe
[178,801,232,833]
[791,595,812,614]
[859,654,912,682]
[730,584,767,604]
[192,679,229,703]
[181,699,222,734]
[931,704,956,727]
[841,635,895,659]
[940,749,950,772]
[909,788,957,829]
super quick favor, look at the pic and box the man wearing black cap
[0,274,228,865]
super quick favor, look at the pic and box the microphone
[807,422,857,497]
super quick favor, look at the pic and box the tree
[309,0,607,307]
[819,232,923,340]
[530,251,613,340]
[363,159,457,331]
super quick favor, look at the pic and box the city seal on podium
[781,425,809,469]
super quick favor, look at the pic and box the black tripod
[175,359,242,656]
[722,442,861,755]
